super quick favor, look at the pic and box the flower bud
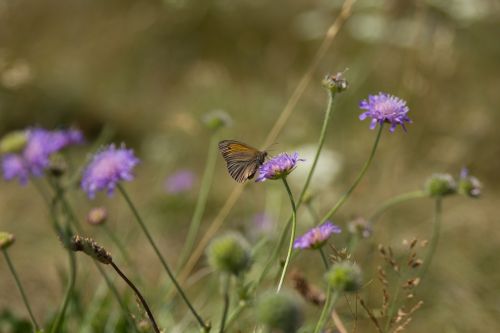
[0,131,27,154]
[322,71,349,94]
[424,173,457,197]
[325,261,362,293]
[202,110,232,132]
[458,168,482,198]
[87,207,108,226]
[207,232,251,275]
[257,291,302,333]
[0,232,15,250]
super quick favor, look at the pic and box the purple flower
[255,152,304,182]
[1,154,30,185]
[359,93,411,132]
[293,221,341,250]
[1,127,84,184]
[165,170,196,194]
[81,144,139,198]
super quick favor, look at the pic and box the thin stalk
[276,177,297,293]
[419,198,442,280]
[319,248,330,270]
[224,302,247,331]
[2,250,40,332]
[313,289,340,333]
[218,275,231,333]
[384,273,403,333]
[110,262,161,333]
[117,184,210,332]
[318,124,384,225]
[370,190,427,223]
[50,246,77,333]
[177,134,219,272]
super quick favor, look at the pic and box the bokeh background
[1,0,499,332]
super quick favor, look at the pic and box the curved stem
[218,274,231,333]
[319,124,384,225]
[313,289,340,333]
[117,184,210,331]
[50,247,77,333]
[319,248,330,270]
[256,91,337,289]
[276,177,297,293]
[110,262,161,333]
[177,134,219,272]
[2,250,40,332]
[419,198,442,280]
[369,190,428,223]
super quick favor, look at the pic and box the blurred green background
[1,0,499,332]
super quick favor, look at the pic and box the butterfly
[218,140,267,183]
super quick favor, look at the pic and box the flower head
[165,170,196,194]
[207,232,251,275]
[458,167,482,198]
[0,232,15,250]
[1,154,30,185]
[81,144,139,198]
[359,93,411,132]
[325,261,362,292]
[425,173,457,197]
[293,221,341,250]
[257,291,303,333]
[255,152,304,182]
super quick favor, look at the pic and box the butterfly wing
[218,140,264,182]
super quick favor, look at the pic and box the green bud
[425,173,457,197]
[322,71,349,94]
[202,110,232,132]
[257,291,302,333]
[458,168,481,198]
[0,232,15,250]
[207,232,251,275]
[325,261,362,293]
[0,131,28,154]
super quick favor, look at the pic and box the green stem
[2,250,40,332]
[224,302,247,331]
[177,134,219,272]
[255,90,337,289]
[370,190,428,223]
[276,177,297,293]
[117,184,210,332]
[318,124,384,225]
[419,198,442,280]
[319,248,330,270]
[50,246,77,333]
[218,275,231,333]
[384,273,403,332]
[313,289,339,333]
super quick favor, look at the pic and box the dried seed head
[68,235,113,264]
[87,207,108,226]
[291,270,326,306]
[0,232,15,250]
[322,71,349,93]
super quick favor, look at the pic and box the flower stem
[2,250,40,332]
[276,177,297,293]
[370,190,428,223]
[319,124,384,225]
[117,184,210,332]
[297,90,336,205]
[177,134,219,272]
[256,90,337,289]
[110,261,161,333]
[419,198,442,280]
[319,248,330,270]
[218,274,231,333]
[313,288,340,333]
[50,245,77,333]
[384,273,403,332]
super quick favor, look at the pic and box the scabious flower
[255,152,304,182]
[359,93,411,132]
[458,167,482,198]
[165,170,196,194]
[81,144,139,198]
[1,127,84,184]
[293,221,341,250]
[425,173,457,197]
